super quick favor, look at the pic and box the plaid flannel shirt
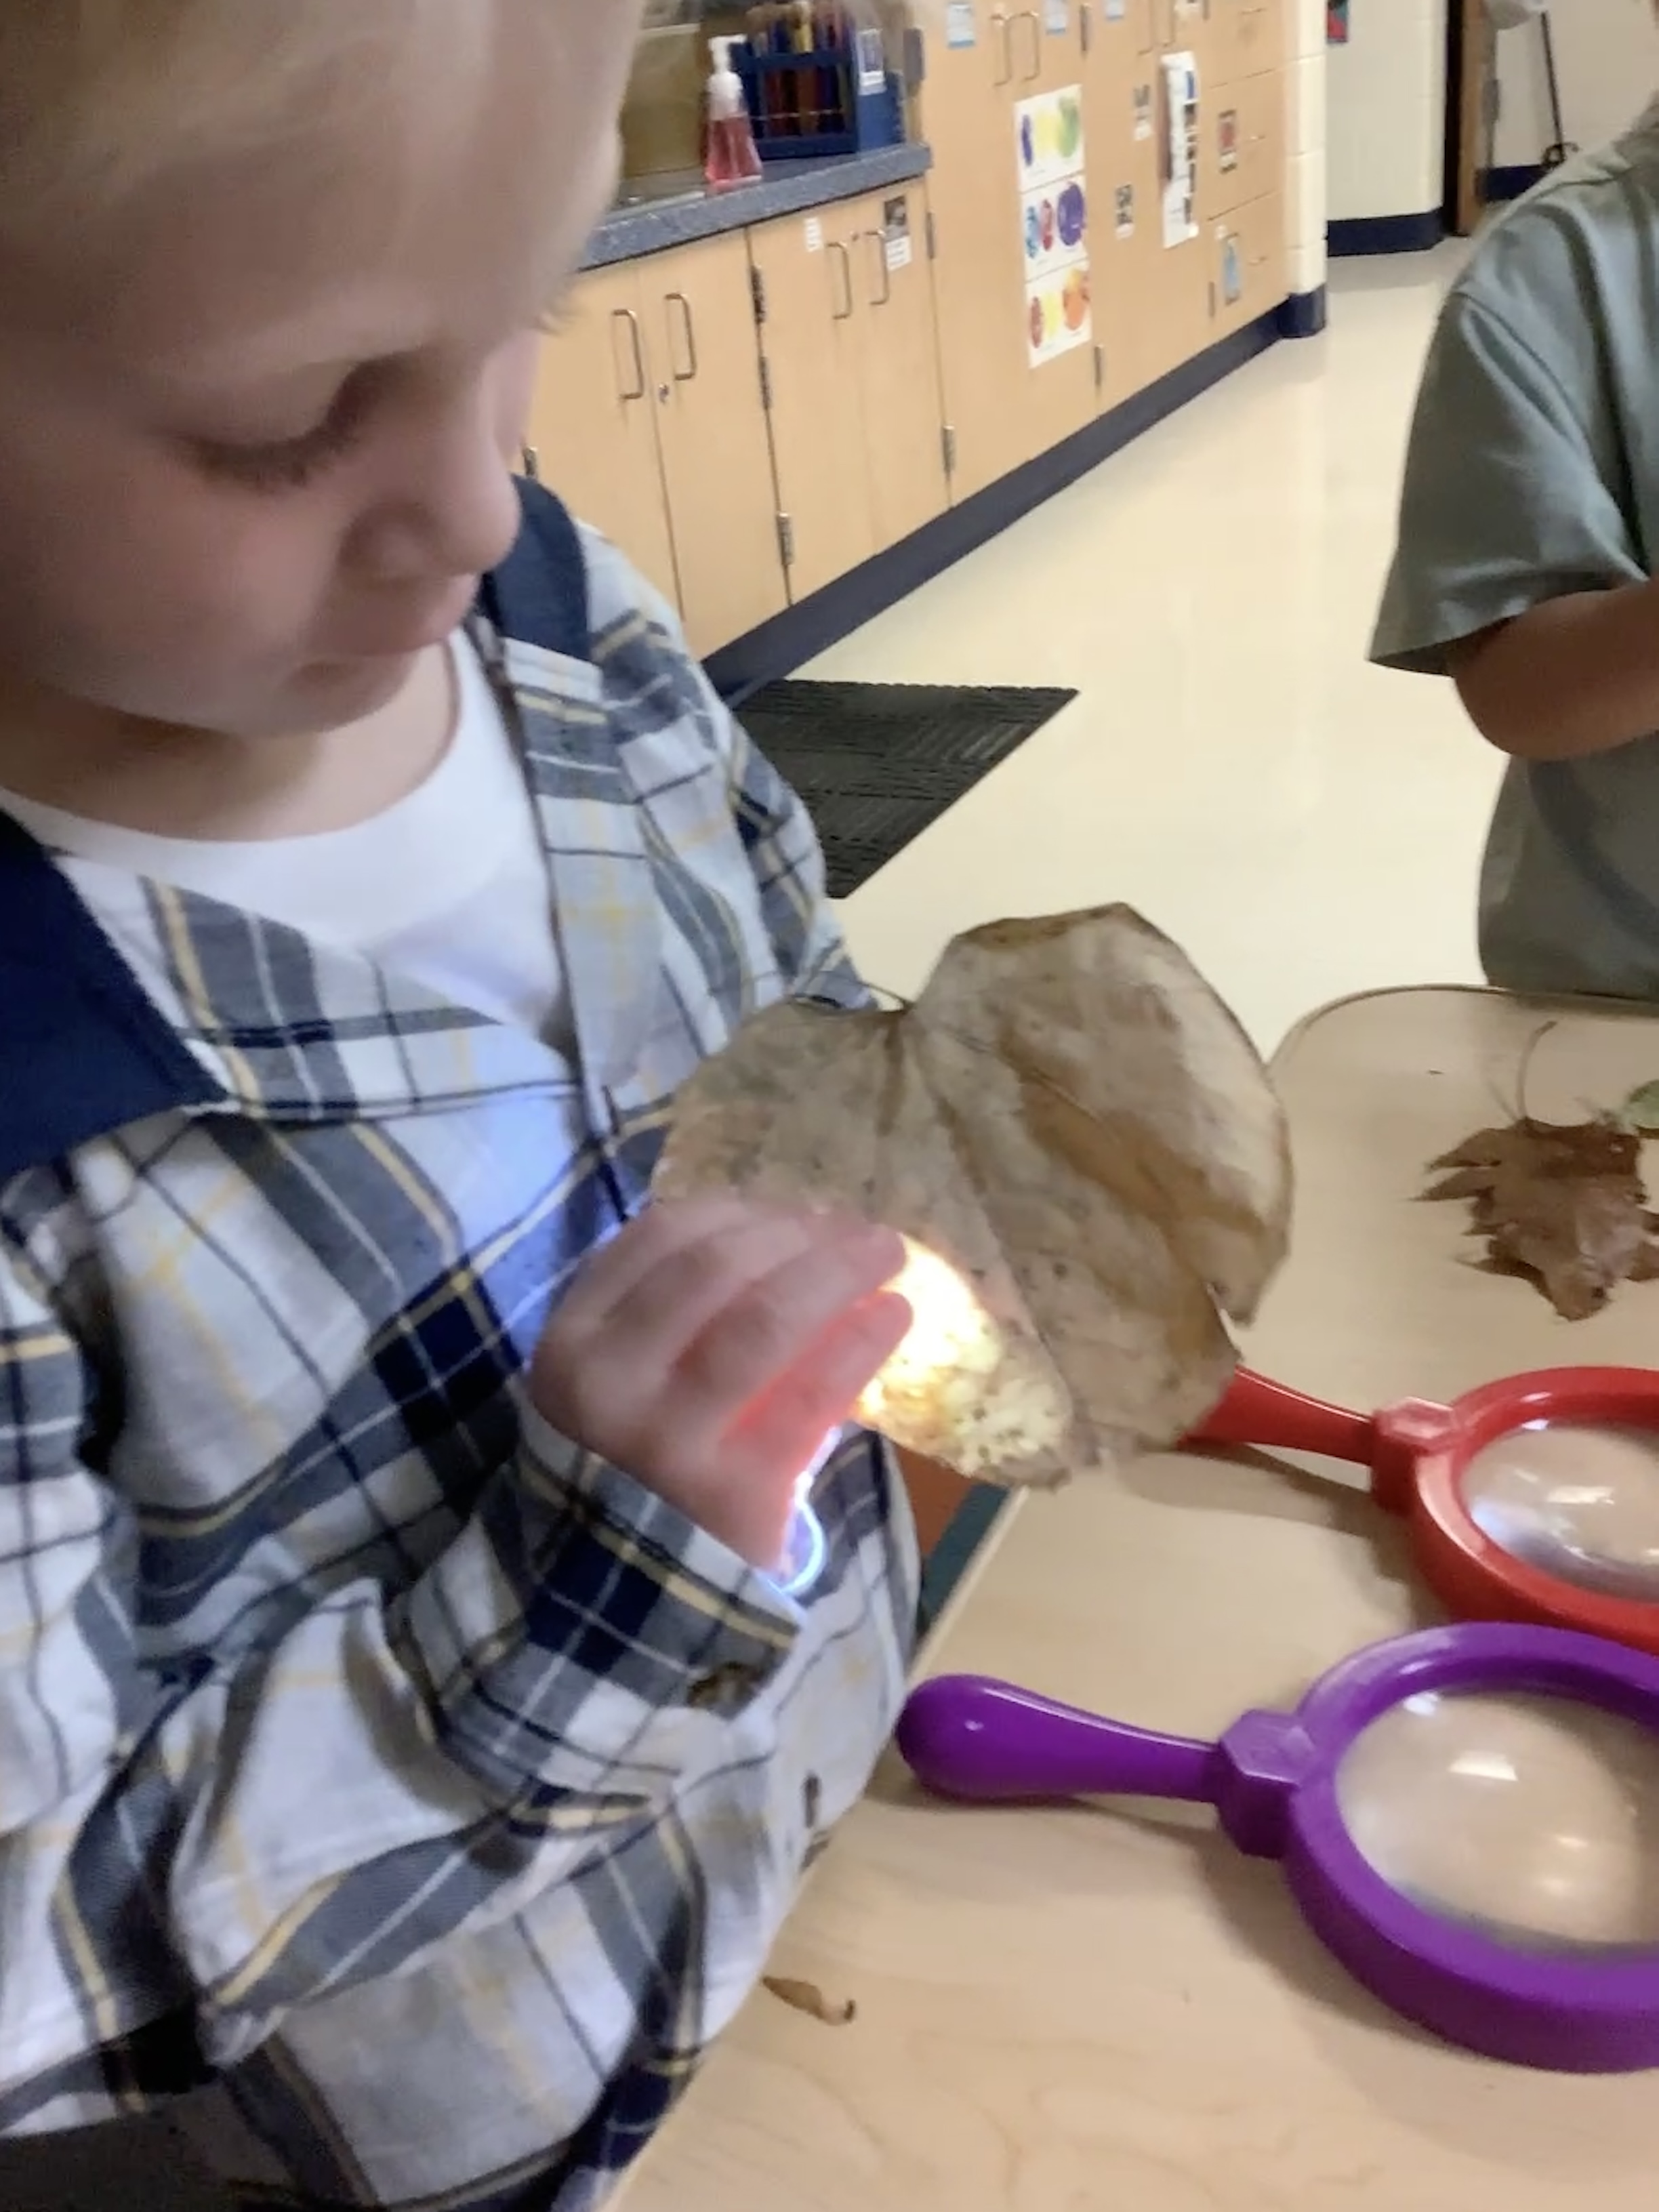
[0,501,918,2210]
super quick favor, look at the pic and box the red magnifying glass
[1188,1368,1659,1655]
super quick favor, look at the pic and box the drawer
[1157,0,1283,81]
[1208,189,1286,337]
[1231,0,1286,79]
[1201,68,1284,221]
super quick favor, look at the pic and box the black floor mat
[737,679,1078,899]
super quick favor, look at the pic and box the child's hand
[531,1198,911,1572]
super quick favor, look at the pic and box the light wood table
[621,989,1659,2212]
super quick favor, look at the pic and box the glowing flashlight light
[857,1238,1000,1422]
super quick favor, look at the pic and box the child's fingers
[718,1290,914,1495]
[569,1205,824,1380]
[537,1201,902,1460]
[667,1223,905,1446]
[552,1195,758,1330]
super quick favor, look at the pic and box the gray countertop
[582,142,932,270]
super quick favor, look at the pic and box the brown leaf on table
[764,1976,857,2026]
[654,905,1292,1488]
[1422,1115,1659,1321]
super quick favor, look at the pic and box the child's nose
[356,394,525,586]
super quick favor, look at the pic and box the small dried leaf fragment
[764,1976,857,2026]
[1422,1116,1659,1321]
[1624,1081,1659,1136]
[655,905,1291,1486]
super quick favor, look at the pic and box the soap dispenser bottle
[703,35,762,192]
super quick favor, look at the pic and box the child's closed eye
[190,371,377,494]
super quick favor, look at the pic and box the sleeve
[0,1217,807,2107]
[1370,289,1643,676]
[720,698,867,1010]
[575,520,867,1013]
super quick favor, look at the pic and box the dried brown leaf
[1424,1115,1652,1319]
[763,1977,857,2026]
[655,905,1291,1487]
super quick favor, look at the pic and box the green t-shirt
[1372,104,1659,1000]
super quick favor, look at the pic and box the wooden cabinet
[919,7,1112,495]
[1158,0,1284,75]
[1021,9,1105,456]
[1230,0,1288,81]
[525,0,1294,659]
[914,19,1035,500]
[750,182,947,603]
[1207,188,1286,342]
[527,233,786,659]
[1084,1,1168,404]
[649,232,790,655]
[746,213,868,602]
[1201,66,1286,222]
[523,262,680,615]
[848,192,951,554]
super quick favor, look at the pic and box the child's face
[0,0,642,743]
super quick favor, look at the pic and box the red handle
[1185,1369,1376,1469]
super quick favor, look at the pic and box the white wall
[1327,0,1449,221]
[1494,0,1656,167]
[1288,0,1329,291]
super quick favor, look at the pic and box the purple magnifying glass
[897,1624,1659,2072]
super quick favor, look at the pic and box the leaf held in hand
[764,1976,857,2026]
[1423,1117,1659,1321]
[654,905,1291,1488]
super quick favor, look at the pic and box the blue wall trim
[1481,162,1544,205]
[1278,287,1327,339]
[708,307,1284,703]
[1327,210,1443,258]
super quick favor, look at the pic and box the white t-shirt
[2,656,828,1594]
[0,632,563,1039]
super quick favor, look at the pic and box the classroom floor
[828,243,1500,1057]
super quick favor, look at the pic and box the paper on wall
[1015,85,1092,366]
[1161,51,1200,249]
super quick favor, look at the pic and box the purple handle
[897,1675,1216,1805]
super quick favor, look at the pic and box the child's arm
[0,1189,901,2108]
[1373,278,1652,760]
[1449,577,1659,762]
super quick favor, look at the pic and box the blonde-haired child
[0,5,918,2206]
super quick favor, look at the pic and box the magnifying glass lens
[1460,1421,1659,1602]
[1336,1690,1659,1955]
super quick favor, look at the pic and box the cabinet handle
[991,9,1014,85]
[863,229,893,307]
[664,291,699,383]
[827,239,855,321]
[1017,9,1042,79]
[611,308,647,401]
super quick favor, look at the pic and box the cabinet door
[1083,5,1160,406]
[1208,188,1286,342]
[1232,0,1286,79]
[1201,67,1286,222]
[1110,35,1212,391]
[644,231,789,657]
[747,209,874,602]
[848,185,949,552]
[525,262,680,615]
[1162,0,1210,59]
[915,17,1034,500]
[1013,11,1102,457]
